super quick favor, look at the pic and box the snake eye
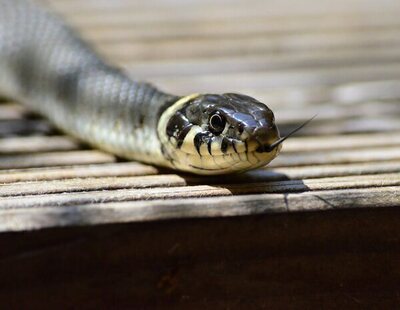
[209,112,226,135]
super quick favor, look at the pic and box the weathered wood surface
[1,0,400,308]
[0,0,398,232]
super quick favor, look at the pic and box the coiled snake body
[0,0,284,175]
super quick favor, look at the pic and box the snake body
[0,0,282,175]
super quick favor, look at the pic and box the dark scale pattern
[193,132,212,155]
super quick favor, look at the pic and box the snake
[0,0,310,175]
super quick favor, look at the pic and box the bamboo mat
[1,0,400,232]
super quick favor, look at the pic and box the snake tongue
[257,115,317,153]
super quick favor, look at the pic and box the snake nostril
[253,127,277,146]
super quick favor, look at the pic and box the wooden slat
[248,80,400,106]
[0,162,159,183]
[0,186,398,232]
[280,117,400,136]
[282,132,400,152]
[98,31,400,61]
[274,101,400,125]
[123,48,400,78]
[78,14,400,42]
[0,173,398,209]
[0,174,187,197]
[0,150,115,169]
[0,160,398,185]
[0,136,80,154]
[272,146,400,167]
[0,172,399,198]
[48,1,400,22]
[259,161,400,180]
[148,63,400,94]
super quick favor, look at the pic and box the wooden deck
[1,0,400,307]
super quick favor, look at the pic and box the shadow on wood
[1,207,400,308]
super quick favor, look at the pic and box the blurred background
[42,0,400,139]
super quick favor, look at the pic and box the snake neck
[0,0,182,166]
[157,94,201,167]
[54,68,180,165]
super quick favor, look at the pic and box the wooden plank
[148,63,400,94]
[0,162,159,183]
[79,14,400,42]
[261,161,400,180]
[0,151,115,170]
[49,1,400,22]
[123,47,400,78]
[0,174,187,197]
[0,160,398,185]
[272,146,400,167]
[0,174,398,209]
[282,132,400,152]
[274,101,400,125]
[280,117,400,136]
[0,171,399,198]
[99,30,400,61]
[0,130,397,157]
[0,159,398,185]
[0,186,398,232]
[0,136,80,154]
[248,80,400,106]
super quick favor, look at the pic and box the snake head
[158,93,282,174]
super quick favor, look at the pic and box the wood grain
[0,136,79,154]
[0,150,115,169]
[0,186,398,232]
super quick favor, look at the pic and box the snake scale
[0,0,306,175]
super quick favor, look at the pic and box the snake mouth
[254,138,283,153]
[254,115,317,153]
[255,144,276,153]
